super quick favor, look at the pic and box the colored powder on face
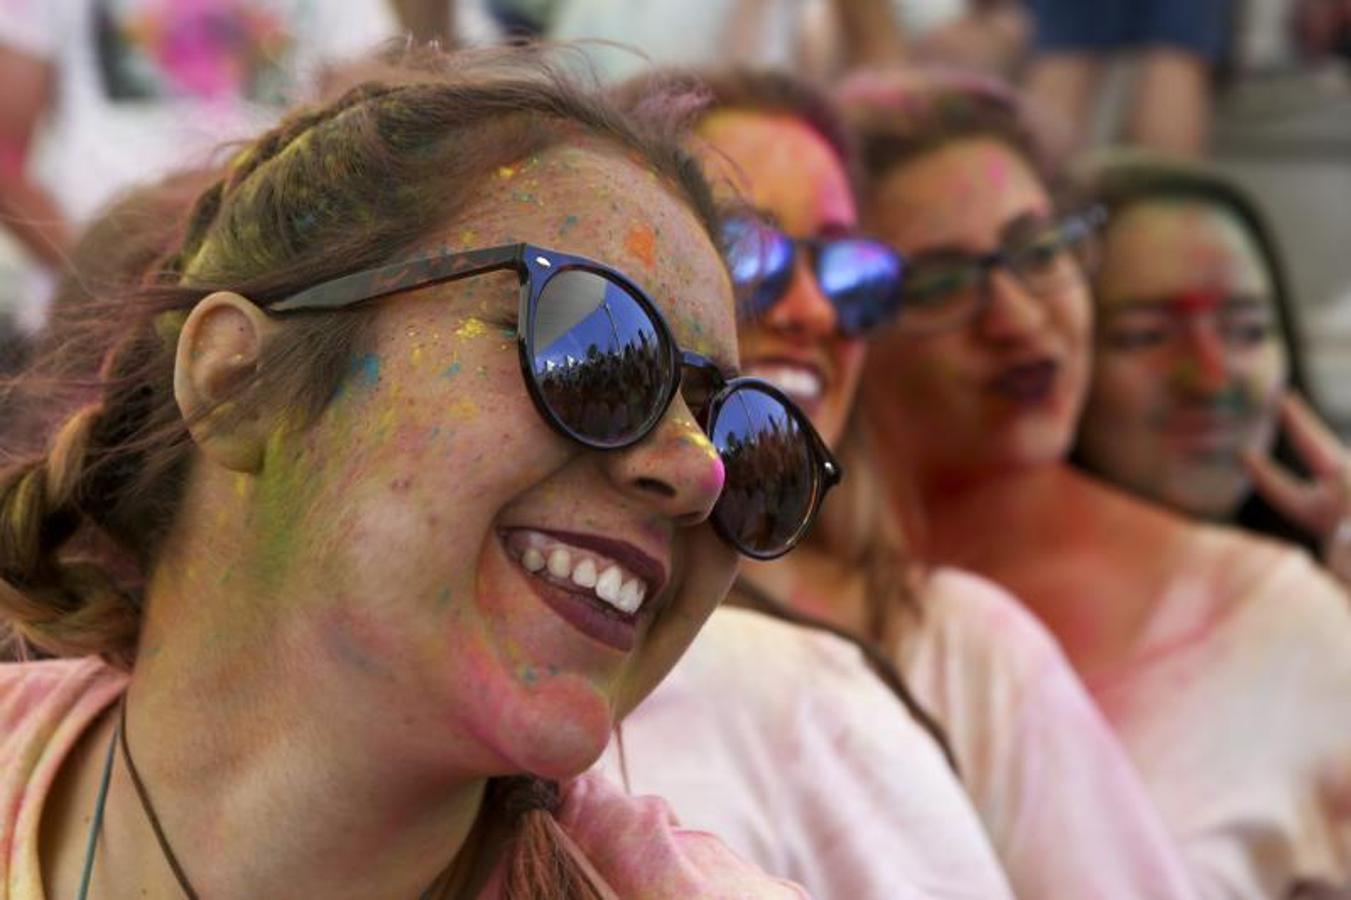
[411,346,424,368]
[442,361,463,379]
[624,223,657,271]
[252,431,321,592]
[497,165,516,180]
[351,353,382,388]
[436,586,453,610]
[447,398,479,419]
[559,214,580,236]
[455,318,488,340]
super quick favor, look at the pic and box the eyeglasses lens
[532,269,669,447]
[724,219,795,320]
[710,386,817,556]
[816,239,905,336]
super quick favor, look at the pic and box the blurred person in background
[1077,152,1351,586]
[633,66,1197,900]
[1022,0,1231,156]
[845,70,1351,897]
[0,0,400,337]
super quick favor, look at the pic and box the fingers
[1241,448,1327,535]
[1280,391,1345,479]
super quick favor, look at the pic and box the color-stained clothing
[901,568,1199,900]
[1083,531,1351,897]
[599,606,1016,899]
[0,657,806,899]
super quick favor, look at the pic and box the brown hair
[0,45,722,898]
[837,66,1067,202]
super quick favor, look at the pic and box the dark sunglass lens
[816,239,905,335]
[709,385,816,556]
[532,270,669,447]
[723,218,794,319]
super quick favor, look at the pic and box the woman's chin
[493,684,615,781]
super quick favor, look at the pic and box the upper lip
[512,527,670,602]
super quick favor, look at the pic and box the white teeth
[547,548,572,578]
[595,566,623,604]
[748,364,823,400]
[511,531,653,617]
[571,558,597,588]
[617,579,642,614]
[522,547,546,573]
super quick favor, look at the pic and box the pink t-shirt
[902,569,1199,900]
[0,657,805,899]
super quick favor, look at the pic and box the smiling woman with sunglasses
[0,49,816,899]
[845,69,1351,897]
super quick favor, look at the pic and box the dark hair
[1077,152,1318,551]
[0,46,726,899]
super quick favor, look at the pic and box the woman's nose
[1174,321,1231,394]
[759,259,838,339]
[601,401,725,526]
[977,266,1048,342]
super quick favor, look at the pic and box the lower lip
[504,545,638,653]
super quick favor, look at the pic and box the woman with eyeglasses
[844,71,1351,896]
[0,49,819,899]
[1076,152,1351,587]
[601,68,1194,900]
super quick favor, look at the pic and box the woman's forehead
[696,110,854,234]
[867,138,1047,249]
[1100,200,1270,299]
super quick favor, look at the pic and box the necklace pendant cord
[80,695,461,900]
[76,721,118,900]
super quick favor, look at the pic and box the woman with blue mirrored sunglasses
[723,214,908,338]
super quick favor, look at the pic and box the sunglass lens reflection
[724,219,794,319]
[710,386,816,556]
[532,270,669,446]
[817,239,905,335]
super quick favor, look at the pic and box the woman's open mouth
[500,528,666,652]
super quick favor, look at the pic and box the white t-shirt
[902,568,1200,900]
[597,605,1015,899]
[1083,531,1351,898]
[0,0,401,224]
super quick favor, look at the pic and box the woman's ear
[173,291,281,472]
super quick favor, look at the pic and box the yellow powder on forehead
[454,317,489,339]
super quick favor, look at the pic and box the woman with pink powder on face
[0,48,826,899]
[843,70,1351,897]
[1077,152,1351,588]
[603,68,1197,900]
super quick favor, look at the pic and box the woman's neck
[911,462,1192,676]
[63,483,495,900]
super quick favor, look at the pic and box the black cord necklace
[76,696,463,899]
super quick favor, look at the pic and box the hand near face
[1242,391,1351,582]
[556,773,809,899]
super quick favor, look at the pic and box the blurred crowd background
[1,0,1349,428]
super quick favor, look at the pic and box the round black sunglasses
[723,216,907,337]
[269,242,842,559]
